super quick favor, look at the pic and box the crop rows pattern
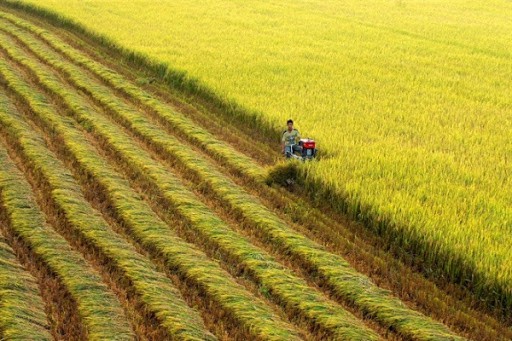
[0,6,508,340]
[8,0,511,316]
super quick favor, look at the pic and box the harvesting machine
[285,137,318,161]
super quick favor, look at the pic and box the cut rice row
[0,71,219,341]
[0,236,51,340]
[0,95,133,340]
[0,11,265,180]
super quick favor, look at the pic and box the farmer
[281,119,302,157]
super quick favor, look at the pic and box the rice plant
[0,237,52,340]
[1,3,507,339]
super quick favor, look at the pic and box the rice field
[0,3,510,340]
[5,0,511,318]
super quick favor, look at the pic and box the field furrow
[0,70,219,341]
[0,37,307,341]
[0,235,51,340]
[0,95,133,341]
[0,14,467,341]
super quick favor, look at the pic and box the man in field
[281,119,302,157]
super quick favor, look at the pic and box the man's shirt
[282,129,301,146]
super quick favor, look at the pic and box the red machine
[298,138,317,160]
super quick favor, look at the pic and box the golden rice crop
[0,2,509,339]
[0,237,51,340]
[0,112,134,340]
[9,0,510,311]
